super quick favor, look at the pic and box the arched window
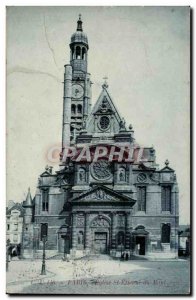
[71,104,76,114]
[71,49,74,60]
[77,104,82,114]
[161,223,170,243]
[76,46,81,59]
[117,231,125,245]
[82,48,86,60]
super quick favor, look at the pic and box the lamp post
[41,236,46,275]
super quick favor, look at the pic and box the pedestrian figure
[125,252,129,261]
[121,252,125,260]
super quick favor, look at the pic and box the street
[6,256,190,295]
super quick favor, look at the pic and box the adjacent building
[6,201,24,248]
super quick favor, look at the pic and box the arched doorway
[90,215,110,254]
[132,225,149,255]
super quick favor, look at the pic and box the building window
[138,186,146,212]
[99,116,110,130]
[13,234,18,243]
[161,223,170,243]
[71,104,76,114]
[42,189,49,212]
[76,46,81,59]
[14,223,18,231]
[77,104,82,114]
[161,186,171,212]
[82,47,86,60]
[41,223,48,241]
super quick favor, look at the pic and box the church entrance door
[94,232,107,254]
[136,236,146,255]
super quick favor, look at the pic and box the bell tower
[69,15,92,143]
[62,15,92,153]
[70,14,88,77]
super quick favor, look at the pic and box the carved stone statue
[79,169,85,182]
[119,118,126,130]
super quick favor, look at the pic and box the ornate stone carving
[137,173,147,183]
[77,215,85,226]
[97,97,112,113]
[118,215,125,226]
[83,188,116,201]
[119,167,126,182]
[91,216,110,227]
[78,168,86,183]
[149,172,160,183]
[91,160,112,180]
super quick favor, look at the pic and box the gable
[160,166,174,172]
[86,88,126,135]
[71,185,135,205]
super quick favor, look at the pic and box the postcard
[6,6,190,295]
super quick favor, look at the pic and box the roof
[6,202,24,216]
[23,188,33,206]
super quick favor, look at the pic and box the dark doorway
[94,232,107,254]
[136,236,146,255]
[161,224,170,243]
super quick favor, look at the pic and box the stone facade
[21,16,179,259]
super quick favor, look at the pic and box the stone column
[111,212,117,249]
[125,212,132,250]
[71,212,77,249]
[85,213,91,251]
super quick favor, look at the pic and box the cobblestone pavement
[6,257,190,295]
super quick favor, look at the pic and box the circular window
[99,116,110,130]
[91,160,112,180]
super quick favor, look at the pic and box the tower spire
[77,14,83,32]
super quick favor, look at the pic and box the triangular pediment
[86,87,127,134]
[160,166,174,172]
[71,185,135,205]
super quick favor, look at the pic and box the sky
[6,6,190,224]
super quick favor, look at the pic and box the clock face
[72,84,84,99]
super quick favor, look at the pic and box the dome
[70,31,88,46]
[70,15,89,48]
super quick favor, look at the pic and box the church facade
[21,16,179,259]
